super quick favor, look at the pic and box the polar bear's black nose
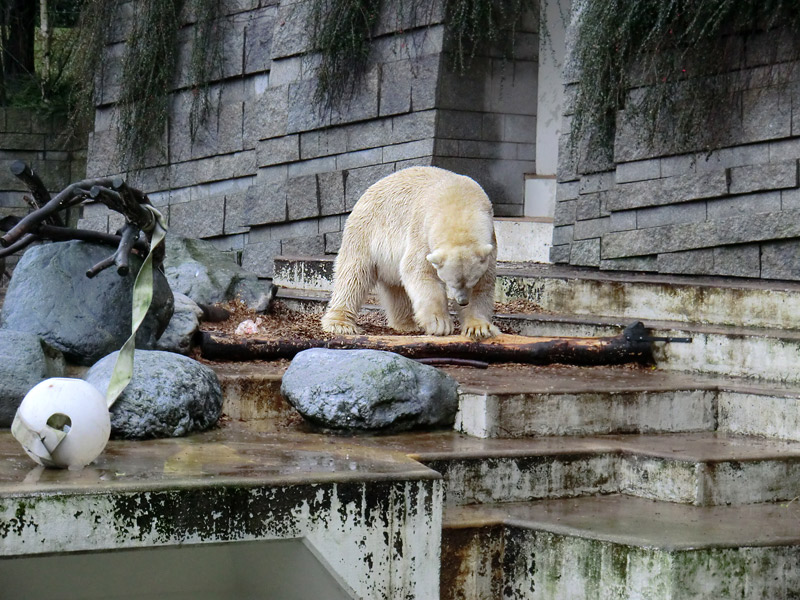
[457,298,469,306]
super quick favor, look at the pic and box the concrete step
[272,286,800,383]
[371,431,800,508]
[273,255,800,331]
[442,495,800,600]
[451,360,800,439]
[210,364,800,506]
[211,361,800,442]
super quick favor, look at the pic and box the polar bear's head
[426,244,494,306]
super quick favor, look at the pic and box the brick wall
[82,0,538,277]
[553,25,800,281]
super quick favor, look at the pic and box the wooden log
[200,321,656,366]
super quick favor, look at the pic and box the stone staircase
[256,255,800,598]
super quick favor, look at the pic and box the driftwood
[200,321,663,366]
[0,160,161,278]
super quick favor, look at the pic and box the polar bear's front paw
[419,313,454,336]
[321,313,363,336]
[463,318,501,341]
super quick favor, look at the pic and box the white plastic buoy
[12,378,111,470]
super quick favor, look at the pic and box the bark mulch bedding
[200,298,545,340]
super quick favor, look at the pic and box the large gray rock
[84,350,223,439]
[281,348,459,432]
[0,330,65,427]
[163,235,276,311]
[155,292,203,355]
[0,241,174,365]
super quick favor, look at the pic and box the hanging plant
[307,0,537,108]
[68,0,221,171]
[570,0,800,158]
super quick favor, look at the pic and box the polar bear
[321,166,500,340]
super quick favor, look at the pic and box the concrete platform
[273,264,800,382]
[273,255,800,330]
[211,360,800,441]
[443,495,800,599]
[0,427,442,599]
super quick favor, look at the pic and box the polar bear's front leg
[457,264,500,340]
[401,259,454,336]
[322,249,376,335]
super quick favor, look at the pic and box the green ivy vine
[570,0,800,159]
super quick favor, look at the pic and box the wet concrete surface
[5,423,800,498]
[446,494,800,550]
[4,362,800,498]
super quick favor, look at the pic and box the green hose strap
[105,206,168,408]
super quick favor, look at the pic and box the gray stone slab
[241,239,281,277]
[782,188,800,211]
[599,256,657,271]
[549,244,570,263]
[244,85,289,144]
[609,210,637,232]
[713,244,761,278]
[707,191,781,220]
[761,239,800,281]
[346,118,392,152]
[244,180,287,225]
[300,127,348,160]
[270,2,313,59]
[553,200,576,226]
[573,216,610,241]
[578,171,616,195]
[660,154,697,178]
[552,225,574,246]
[575,195,601,220]
[170,150,256,188]
[570,238,600,267]
[729,160,798,195]
[602,208,800,259]
[329,66,380,126]
[325,230,343,253]
[657,249,715,276]
[256,134,300,167]
[287,174,319,221]
[391,110,437,145]
[608,171,729,211]
[168,196,225,238]
[344,163,395,210]
[616,158,661,183]
[222,190,250,235]
[287,80,330,132]
[741,85,792,144]
[383,139,434,163]
[243,7,276,74]
[336,148,382,171]
[282,234,325,256]
[636,201,707,229]
[379,59,414,116]
[318,171,346,215]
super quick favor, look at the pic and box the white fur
[321,166,500,340]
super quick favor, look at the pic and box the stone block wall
[553,25,800,281]
[82,0,538,277]
[0,108,87,274]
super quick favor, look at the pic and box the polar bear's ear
[477,244,494,260]
[426,250,445,269]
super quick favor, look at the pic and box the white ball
[14,378,111,469]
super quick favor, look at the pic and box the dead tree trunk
[0,161,162,278]
[199,322,659,366]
